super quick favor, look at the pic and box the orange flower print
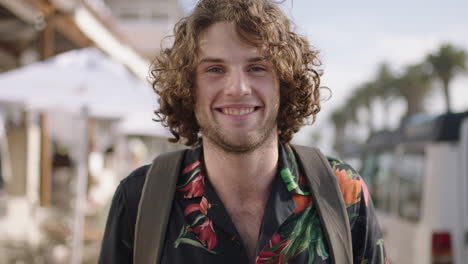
[292,194,312,214]
[334,169,361,206]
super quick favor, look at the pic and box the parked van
[360,111,468,264]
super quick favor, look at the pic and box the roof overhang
[74,5,150,80]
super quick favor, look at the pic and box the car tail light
[431,231,453,264]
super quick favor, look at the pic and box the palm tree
[330,109,348,154]
[373,63,399,129]
[375,63,398,99]
[394,63,433,121]
[350,82,378,134]
[427,43,467,112]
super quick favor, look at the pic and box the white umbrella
[0,48,155,119]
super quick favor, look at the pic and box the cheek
[196,79,223,106]
[194,87,213,113]
[257,79,280,100]
[196,76,215,96]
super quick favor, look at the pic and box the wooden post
[87,117,97,195]
[39,112,52,207]
[5,111,28,196]
[40,16,55,59]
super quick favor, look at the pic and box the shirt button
[233,241,241,249]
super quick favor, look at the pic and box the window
[360,152,395,212]
[396,152,425,221]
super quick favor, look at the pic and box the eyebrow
[198,56,265,64]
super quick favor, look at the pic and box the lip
[214,104,260,109]
[213,104,262,121]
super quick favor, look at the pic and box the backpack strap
[134,149,187,264]
[292,145,353,264]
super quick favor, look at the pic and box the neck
[202,135,279,205]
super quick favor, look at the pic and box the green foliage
[427,43,467,83]
[426,43,468,112]
[393,63,433,119]
[328,42,467,153]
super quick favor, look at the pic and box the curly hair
[150,0,322,146]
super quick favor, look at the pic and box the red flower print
[187,218,218,250]
[184,197,211,216]
[178,173,205,198]
[298,173,307,186]
[334,169,362,206]
[182,161,201,174]
[256,233,291,264]
[292,194,312,214]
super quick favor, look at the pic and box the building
[104,0,183,59]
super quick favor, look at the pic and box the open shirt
[99,143,387,263]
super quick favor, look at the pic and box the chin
[216,141,261,154]
[207,132,274,154]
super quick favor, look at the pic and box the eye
[248,65,266,72]
[207,67,224,73]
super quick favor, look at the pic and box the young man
[99,0,387,263]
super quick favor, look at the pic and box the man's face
[194,21,280,153]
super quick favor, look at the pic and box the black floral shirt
[99,144,387,264]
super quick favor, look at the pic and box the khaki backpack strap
[134,149,187,264]
[292,145,353,264]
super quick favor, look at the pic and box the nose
[224,68,251,96]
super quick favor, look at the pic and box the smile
[216,107,260,116]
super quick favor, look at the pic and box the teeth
[221,107,255,115]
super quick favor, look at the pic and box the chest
[226,204,265,260]
[163,192,333,264]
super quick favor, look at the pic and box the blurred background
[0,0,466,263]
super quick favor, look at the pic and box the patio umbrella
[0,48,155,119]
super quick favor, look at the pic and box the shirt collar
[175,143,310,200]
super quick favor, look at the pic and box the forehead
[197,22,261,61]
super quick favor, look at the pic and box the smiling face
[194,22,280,154]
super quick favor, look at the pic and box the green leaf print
[262,240,289,253]
[316,233,329,259]
[174,237,217,254]
[346,168,358,179]
[377,239,385,264]
[189,214,206,227]
[174,226,188,248]
[174,223,217,255]
[274,207,329,263]
[283,208,313,261]
[308,240,315,264]
[281,169,309,195]
[278,213,301,237]
[330,160,341,170]
[281,168,299,192]
[177,167,201,188]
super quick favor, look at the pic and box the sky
[179,0,468,152]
